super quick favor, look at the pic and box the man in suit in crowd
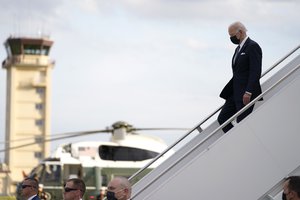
[218,21,263,133]
[63,178,86,200]
[283,176,300,200]
[21,177,41,200]
[106,176,132,200]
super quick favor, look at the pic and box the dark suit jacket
[220,38,262,103]
[31,195,41,200]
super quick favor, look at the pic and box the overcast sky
[0,0,299,160]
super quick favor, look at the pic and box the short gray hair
[230,21,248,32]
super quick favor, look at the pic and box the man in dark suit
[63,178,86,200]
[106,176,132,200]
[282,176,300,200]
[218,21,262,133]
[21,177,41,200]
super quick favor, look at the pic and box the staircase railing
[129,44,300,189]
[131,61,300,198]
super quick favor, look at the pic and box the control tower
[2,37,54,192]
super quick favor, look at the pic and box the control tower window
[35,103,43,110]
[36,88,45,94]
[99,145,159,161]
[10,43,22,55]
[5,44,12,57]
[34,152,43,159]
[41,46,50,55]
[35,119,44,126]
[24,44,42,55]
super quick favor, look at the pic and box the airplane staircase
[129,44,300,200]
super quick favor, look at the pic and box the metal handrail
[128,104,222,181]
[261,44,300,77]
[132,62,300,198]
[129,44,300,184]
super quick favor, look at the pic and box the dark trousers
[217,96,254,133]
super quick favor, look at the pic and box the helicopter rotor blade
[0,129,113,152]
[132,128,190,131]
[51,129,112,138]
[0,124,190,153]
[0,129,113,145]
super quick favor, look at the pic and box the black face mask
[106,191,117,200]
[230,35,240,44]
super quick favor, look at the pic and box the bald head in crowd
[106,177,132,200]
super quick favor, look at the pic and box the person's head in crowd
[283,176,300,200]
[21,177,39,199]
[63,178,86,200]
[106,176,132,200]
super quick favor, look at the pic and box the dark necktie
[233,45,240,64]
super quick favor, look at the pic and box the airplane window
[28,164,44,181]
[83,168,96,186]
[63,164,82,181]
[101,175,108,187]
[99,145,159,161]
[43,164,61,184]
